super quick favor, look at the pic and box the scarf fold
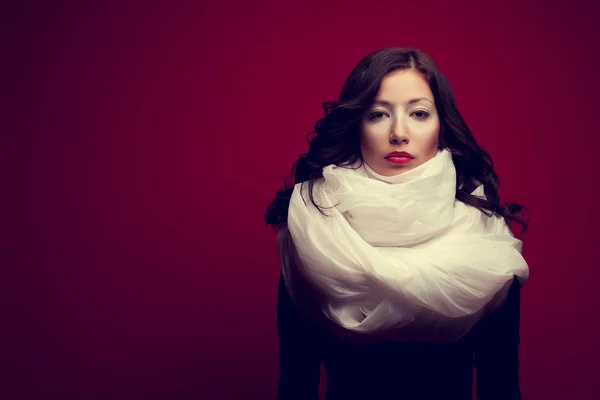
[279,149,529,344]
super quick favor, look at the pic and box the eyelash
[367,110,430,121]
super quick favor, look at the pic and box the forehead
[376,69,433,101]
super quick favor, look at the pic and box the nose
[390,119,409,144]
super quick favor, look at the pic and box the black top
[276,273,522,400]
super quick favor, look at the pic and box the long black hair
[264,47,529,233]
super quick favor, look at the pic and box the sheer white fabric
[279,149,529,344]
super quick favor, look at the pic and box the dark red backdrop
[4,1,600,399]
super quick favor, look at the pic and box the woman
[264,47,530,400]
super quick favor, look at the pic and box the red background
[4,1,600,399]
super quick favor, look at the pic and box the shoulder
[474,276,521,346]
[276,223,292,256]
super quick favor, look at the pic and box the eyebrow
[373,97,433,107]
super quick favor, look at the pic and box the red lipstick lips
[385,151,414,164]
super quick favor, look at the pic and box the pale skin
[360,68,441,177]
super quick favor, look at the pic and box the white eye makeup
[366,108,432,123]
[365,98,436,124]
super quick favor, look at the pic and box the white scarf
[278,149,529,344]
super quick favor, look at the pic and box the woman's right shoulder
[276,223,290,240]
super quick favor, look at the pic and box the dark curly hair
[264,47,529,234]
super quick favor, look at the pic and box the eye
[411,110,430,120]
[368,111,388,121]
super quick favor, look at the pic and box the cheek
[410,120,440,148]
[360,122,392,148]
[409,119,438,136]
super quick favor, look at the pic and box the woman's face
[359,69,440,176]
